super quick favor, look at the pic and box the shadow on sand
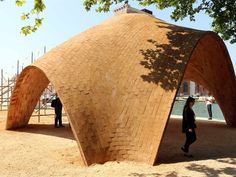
[186,163,236,177]
[128,119,236,177]
[157,119,236,164]
[12,123,75,140]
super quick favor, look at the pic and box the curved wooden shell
[6,13,236,166]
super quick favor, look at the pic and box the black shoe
[59,125,65,127]
[54,125,60,128]
[181,147,188,153]
[208,117,212,120]
[184,154,194,158]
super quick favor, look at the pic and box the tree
[0,0,45,35]
[84,0,236,43]
[2,0,236,43]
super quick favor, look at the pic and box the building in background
[178,80,208,97]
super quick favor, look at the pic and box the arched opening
[157,32,236,164]
[7,66,50,129]
[184,33,236,126]
[6,66,86,165]
[7,66,74,130]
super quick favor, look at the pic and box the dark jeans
[184,129,196,152]
[55,109,62,127]
[207,104,212,118]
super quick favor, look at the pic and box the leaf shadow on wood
[139,22,201,91]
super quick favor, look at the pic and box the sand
[0,111,235,177]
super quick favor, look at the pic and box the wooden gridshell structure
[6,13,236,166]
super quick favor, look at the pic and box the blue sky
[0,0,235,78]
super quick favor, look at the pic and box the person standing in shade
[205,94,215,120]
[51,93,64,128]
[181,96,197,157]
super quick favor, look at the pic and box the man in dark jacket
[51,94,64,128]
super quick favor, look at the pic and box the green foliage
[0,0,235,43]
[83,0,124,12]
[1,0,45,35]
[84,0,236,44]
[16,0,26,6]
[19,0,46,35]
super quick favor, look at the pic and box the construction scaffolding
[0,69,16,111]
[33,83,57,122]
[0,69,59,121]
[0,47,66,122]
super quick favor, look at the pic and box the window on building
[183,82,188,94]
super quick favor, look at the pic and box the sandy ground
[0,111,236,177]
